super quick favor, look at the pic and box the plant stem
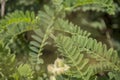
[1,0,6,17]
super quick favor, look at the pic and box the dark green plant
[0,0,120,80]
[0,41,33,80]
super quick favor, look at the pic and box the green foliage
[55,19,120,80]
[0,41,16,79]
[0,10,37,54]
[0,10,36,39]
[0,0,120,80]
[55,18,91,37]
[0,41,33,80]
[0,10,35,31]
[29,6,55,66]
[12,64,33,80]
[56,36,93,80]
[108,71,120,80]
[0,10,36,80]
[63,0,116,15]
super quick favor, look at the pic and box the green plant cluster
[0,0,120,80]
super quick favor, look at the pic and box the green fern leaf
[71,35,120,74]
[56,36,93,80]
[63,0,116,15]
[55,19,91,37]
[29,6,55,65]
[0,11,36,45]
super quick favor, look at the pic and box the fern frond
[55,19,91,37]
[71,35,120,73]
[63,0,116,15]
[0,10,37,55]
[54,18,120,79]
[56,36,93,80]
[29,6,55,65]
[54,18,120,73]
[55,34,120,80]
[0,10,35,30]
[78,5,109,13]
[0,11,36,44]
